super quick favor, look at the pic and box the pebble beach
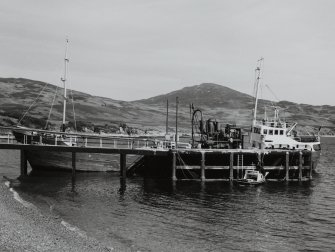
[0,178,126,252]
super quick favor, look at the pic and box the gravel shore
[0,178,126,252]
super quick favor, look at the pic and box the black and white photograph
[0,0,334,251]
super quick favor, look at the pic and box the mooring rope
[176,152,197,179]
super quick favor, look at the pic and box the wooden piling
[298,151,303,181]
[201,152,205,181]
[72,152,76,179]
[309,152,313,180]
[20,149,27,176]
[172,151,177,181]
[229,152,234,181]
[120,153,127,178]
[285,151,289,181]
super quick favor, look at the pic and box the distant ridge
[0,78,334,135]
[136,83,255,109]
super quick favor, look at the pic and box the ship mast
[61,38,69,132]
[253,58,263,126]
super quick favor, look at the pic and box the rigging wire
[265,84,280,102]
[44,85,59,129]
[264,84,287,122]
[17,82,49,126]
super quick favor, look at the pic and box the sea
[0,137,335,251]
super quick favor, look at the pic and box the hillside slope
[0,78,334,135]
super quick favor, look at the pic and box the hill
[0,78,334,135]
[136,83,255,109]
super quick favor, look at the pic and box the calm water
[1,137,335,251]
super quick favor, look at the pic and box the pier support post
[201,152,205,181]
[72,152,76,180]
[309,152,313,180]
[120,153,127,179]
[299,151,303,181]
[229,152,234,181]
[20,149,28,176]
[172,151,177,181]
[285,152,289,182]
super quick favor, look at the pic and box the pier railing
[0,126,192,150]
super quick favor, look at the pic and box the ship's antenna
[253,57,264,126]
[61,38,69,132]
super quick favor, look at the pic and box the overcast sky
[1,0,334,105]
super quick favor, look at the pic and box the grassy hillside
[0,78,334,135]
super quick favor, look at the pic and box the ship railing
[255,120,288,128]
[293,136,319,143]
[50,134,158,149]
[0,126,159,149]
[1,126,192,150]
[0,133,16,144]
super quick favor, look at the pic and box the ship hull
[13,130,139,172]
[25,150,139,172]
[26,151,135,172]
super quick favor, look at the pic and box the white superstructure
[249,59,321,152]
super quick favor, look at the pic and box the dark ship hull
[13,130,139,172]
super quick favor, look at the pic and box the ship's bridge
[251,121,320,151]
[252,120,288,136]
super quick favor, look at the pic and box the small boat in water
[236,170,268,186]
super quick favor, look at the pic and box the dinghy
[236,170,268,186]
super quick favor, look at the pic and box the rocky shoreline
[0,178,128,251]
